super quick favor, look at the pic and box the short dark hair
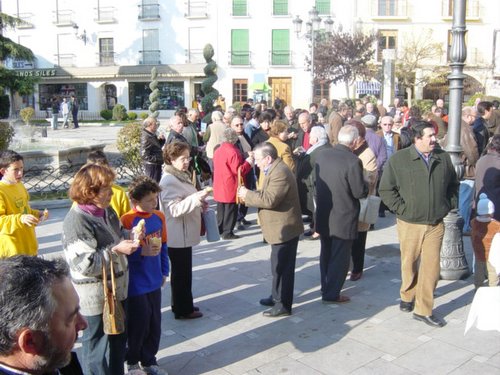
[254,142,278,160]
[487,134,500,154]
[0,150,23,170]
[477,101,493,116]
[128,175,161,202]
[0,256,69,355]
[163,142,191,165]
[411,121,435,141]
[87,150,109,166]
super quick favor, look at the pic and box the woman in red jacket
[213,128,254,239]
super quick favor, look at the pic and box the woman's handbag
[202,208,220,242]
[236,166,245,204]
[102,257,125,335]
[359,195,382,225]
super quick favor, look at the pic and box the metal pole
[311,29,315,104]
[440,0,470,280]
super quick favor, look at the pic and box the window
[233,79,248,103]
[231,29,249,65]
[314,82,330,104]
[56,33,74,67]
[187,27,206,63]
[273,0,288,16]
[139,0,160,19]
[99,38,114,66]
[378,0,395,16]
[141,29,160,64]
[441,0,479,18]
[377,30,397,61]
[315,0,330,14]
[271,30,290,65]
[39,83,88,110]
[375,0,407,17]
[232,0,247,16]
[129,82,184,110]
[54,0,73,25]
[185,0,208,17]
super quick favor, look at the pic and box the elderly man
[315,125,368,303]
[183,108,200,147]
[140,116,166,182]
[361,114,387,172]
[238,143,303,317]
[0,256,88,375]
[293,112,314,153]
[380,121,459,327]
[326,102,348,145]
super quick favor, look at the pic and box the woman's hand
[21,214,39,227]
[112,240,140,255]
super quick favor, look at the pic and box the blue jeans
[51,113,58,129]
[459,179,474,232]
[81,300,127,375]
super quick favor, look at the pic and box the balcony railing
[55,53,75,67]
[138,4,160,20]
[185,49,204,63]
[98,52,116,66]
[441,0,479,19]
[53,10,74,26]
[95,7,116,23]
[371,0,408,18]
[229,51,250,65]
[185,1,208,18]
[269,50,291,65]
[140,50,161,65]
[17,13,34,28]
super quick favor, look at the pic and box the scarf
[306,138,328,155]
[353,141,368,156]
[163,164,192,185]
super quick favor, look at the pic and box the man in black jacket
[315,125,368,303]
[141,116,166,182]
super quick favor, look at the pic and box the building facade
[3,0,500,116]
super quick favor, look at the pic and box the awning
[356,81,381,95]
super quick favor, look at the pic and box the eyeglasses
[234,123,244,126]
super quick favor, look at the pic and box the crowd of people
[0,94,499,374]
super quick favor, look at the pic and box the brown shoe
[175,311,203,320]
[350,272,363,281]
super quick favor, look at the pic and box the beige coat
[244,159,303,244]
[358,145,378,232]
[206,120,227,158]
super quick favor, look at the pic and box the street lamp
[73,24,88,45]
[293,6,334,104]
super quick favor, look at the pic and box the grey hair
[211,111,223,122]
[380,115,394,124]
[223,128,239,144]
[142,116,157,129]
[338,125,359,146]
[310,126,328,142]
[254,142,278,160]
[0,256,70,355]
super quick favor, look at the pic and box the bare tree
[395,29,444,106]
[314,26,376,98]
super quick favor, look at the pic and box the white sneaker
[143,364,168,375]
[127,364,147,375]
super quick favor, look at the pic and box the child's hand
[141,237,161,256]
[21,214,39,227]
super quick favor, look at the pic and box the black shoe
[237,223,246,231]
[175,311,203,320]
[413,313,445,327]
[303,230,314,237]
[378,211,385,218]
[369,224,375,231]
[303,216,313,223]
[259,296,275,306]
[399,301,414,312]
[263,307,290,317]
[222,233,240,240]
[241,218,251,225]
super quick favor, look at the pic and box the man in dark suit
[238,143,303,317]
[315,125,368,303]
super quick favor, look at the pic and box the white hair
[338,125,359,146]
[211,111,223,122]
[310,126,328,142]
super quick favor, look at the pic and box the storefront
[128,81,185,111]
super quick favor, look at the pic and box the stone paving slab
[32,144,500,374]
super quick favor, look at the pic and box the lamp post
[73,24,88,45]
[440,0,470,280]
[293,7,334,104]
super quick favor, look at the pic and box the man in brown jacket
[238,143,303,317]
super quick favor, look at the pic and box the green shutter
[272,30,289,65]
[233,0,247,16]
[315,0,330,14]
[231,29,249,65]
[273,0,288,15]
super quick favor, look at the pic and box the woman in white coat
[159,142,209,319]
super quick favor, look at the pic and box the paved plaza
[31,124,500,375]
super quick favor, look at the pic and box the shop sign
[16,69,57,77]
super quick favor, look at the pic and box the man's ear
[17,329,43,356]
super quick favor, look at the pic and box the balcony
[185,48,204,63]
[140,50,161,65]
[138,4,160,20]
[371,0,409,20]
[231,3,248,17]
[53,10,74,26]
[441,0,480,20]
[17,13,34,29]
[228,51,251,66]
[55,53,75,67]
[95,7,117,23]
[269,50,291,66]
[185,1,208,18]
[98,52,116,66]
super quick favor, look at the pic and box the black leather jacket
[141,128,165,165]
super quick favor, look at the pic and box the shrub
[117,121,142,175]
[139,112,148,120]
[413,99,434,114]
[20,106,35,125]
[127,112,138,120]
[100,109,113,120]
[466,93,500,106]
[0,121,14,150]
[0,95,10,119]
[112,104,128,121]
